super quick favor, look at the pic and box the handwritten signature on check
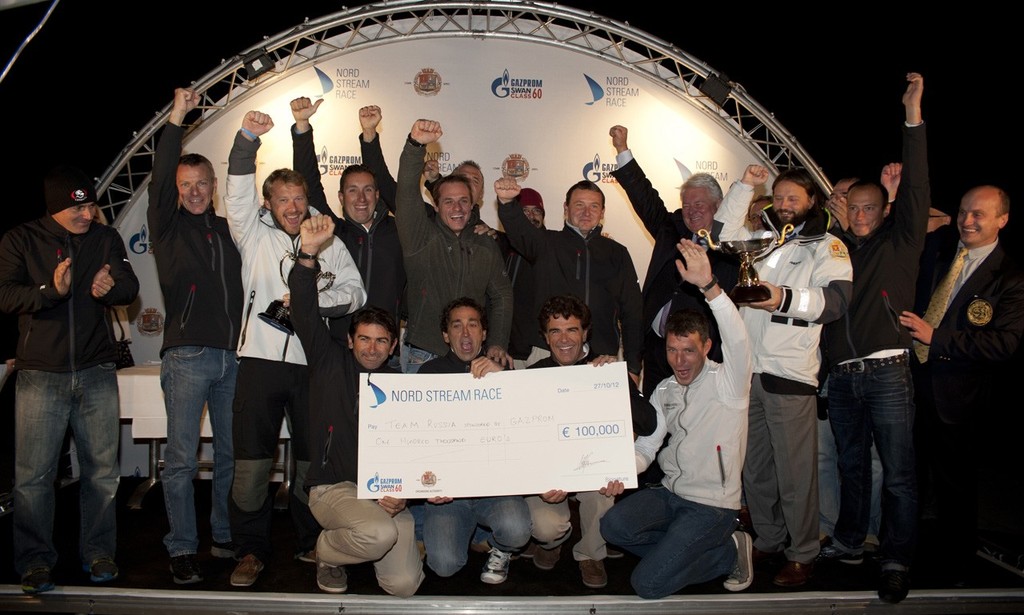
[574,452,609,472]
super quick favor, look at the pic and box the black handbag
[113,312,135,369]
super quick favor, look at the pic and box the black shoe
[170,554,203,584]
[878,569,910,603]
[817,541,864,565]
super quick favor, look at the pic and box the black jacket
[148,123,243,355]
[293,126,407,324]
[498,200,643,374]
[290,263,396,488]
[0,216,140,371]
[823,123,930,368]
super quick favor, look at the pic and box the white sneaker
[480,548,512,584]
[724,530,753,591]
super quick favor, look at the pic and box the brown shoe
[773,560,814,587]
[230,554,264,587]
[579,559,608,589]
[533,544,562,570]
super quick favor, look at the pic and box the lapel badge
[966,298,993,326]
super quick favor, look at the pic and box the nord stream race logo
[365,472,403,494]
[581,154,618,184]
[327,66,369,100]
[583,74,640,107]
[318,145,363,178]
[129,224,151,254]
[491,69,543,100]
[366,377,387,408]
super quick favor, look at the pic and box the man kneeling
[289,215,423,596]
[601,239,754,598]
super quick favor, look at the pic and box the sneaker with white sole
[480,548,512,584]
[316,561,348,593]
[724,530,753,591]
[169,554,203,584]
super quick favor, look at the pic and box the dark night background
[0,0,1021,587]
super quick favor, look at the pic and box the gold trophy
[698,223,793,305]
[258,254,337,335]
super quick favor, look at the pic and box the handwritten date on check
[357,363,638,498]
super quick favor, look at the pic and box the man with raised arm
[148,87,244,584]
[394,119,512,372]
[608,125,738,397]
[495,177,643,381]
[290,97,406,334]
[224,109,366,587]
[288,214,423,597]
[816,73,929,603]
[600,239,753,599]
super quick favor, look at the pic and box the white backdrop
[115,35,767,366]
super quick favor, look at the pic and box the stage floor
[1,477,1023,614]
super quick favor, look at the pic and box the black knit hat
[45,165,96,215]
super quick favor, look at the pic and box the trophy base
[729,284,771,305]
[258,312,295,335]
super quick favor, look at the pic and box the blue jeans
[13,364,120,574]
[600,486,737,599]
[828,361,917,568]
[423,496,531,577]
[400,343,436,374]
[161,346,237,556]
[819,415,883,539]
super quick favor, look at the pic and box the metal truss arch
[96,0,825,223]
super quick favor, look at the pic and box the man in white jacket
[223,110,366,587]
[600,239,753,599]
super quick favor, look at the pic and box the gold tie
[915,247,968,363]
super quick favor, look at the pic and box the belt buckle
[849,360,866,373]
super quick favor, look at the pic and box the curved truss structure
[95,0,825,223]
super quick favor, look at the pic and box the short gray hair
[680,173,723,203]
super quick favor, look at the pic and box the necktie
[915,247,968,363]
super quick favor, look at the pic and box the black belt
[770,315,809,327]
[831,353,909,375]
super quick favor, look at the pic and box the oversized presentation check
[357,362,638,498]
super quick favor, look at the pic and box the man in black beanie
[0,165,139,594]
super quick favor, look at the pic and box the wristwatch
[296,250,317,261]
[698,275,718,294]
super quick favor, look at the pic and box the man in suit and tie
[899,185,1024,583]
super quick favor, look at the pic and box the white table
[117,365,292,510]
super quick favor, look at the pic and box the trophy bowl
[698,224,793,305]
[258,299,295,335]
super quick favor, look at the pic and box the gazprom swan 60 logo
[366,472,403,493]
[129,224,151,254]
[583,74,639,107]
[491,69,543,100]
[317,145,362,178]
[581,154,618,184]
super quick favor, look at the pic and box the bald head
[957,185,1009,249]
